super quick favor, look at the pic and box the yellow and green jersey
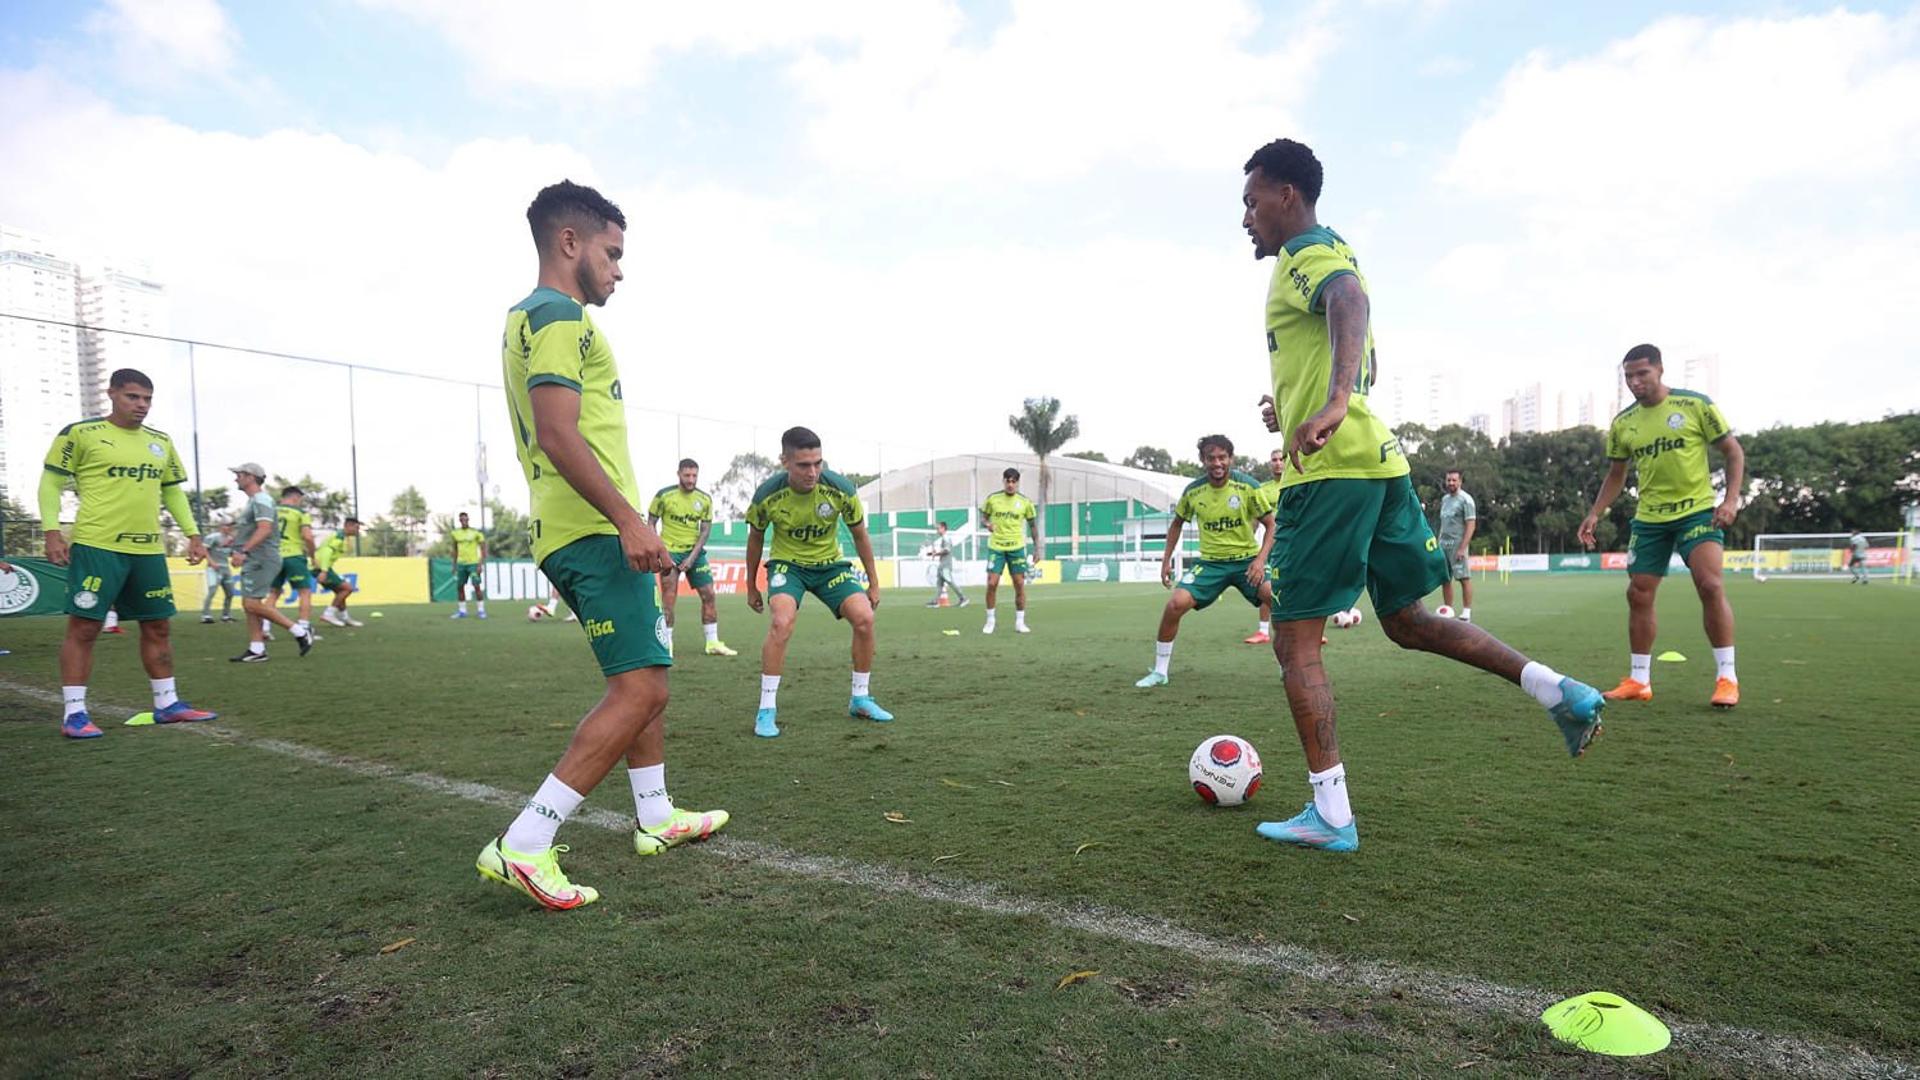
[648,485,713,551]
[314,533,346,572]
[1258,477,1282,510]
[1175,471,1273,561]
[276,505,312,558]
[40,419,195,555]
[1606,389,1732,523]
[449,527,486,564]
[980,491,1036,551]
[1264,225,1407,490]
[501,286,639,564]
[746,470,864,566]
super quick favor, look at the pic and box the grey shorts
[238,552,283,599]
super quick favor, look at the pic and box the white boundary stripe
[2,679,1906,1079]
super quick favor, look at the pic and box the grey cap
[229,462,266,479]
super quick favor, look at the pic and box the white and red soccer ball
[1332,607,1365,629]
[1189,735,1262,807]
[527,604,550,621]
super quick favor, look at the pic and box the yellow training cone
[1656,650,1688,662]
[123,711,155,726]
[1542,991,1671,1056]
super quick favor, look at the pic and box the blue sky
[2,0,1916,517]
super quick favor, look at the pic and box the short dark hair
[281,485,303,498]
[678,458,698,471]
[109,368,153,390]
[1243,139,1324,204]
[343,517,361,525]
[1623,343,1663,366]
[1002,467,1021,481]
[1445,468,1463,478]
[781,426,821,454]
[1197,434,1234,457]
[458,511,469,518]
[936,521,948,530]
[527,180,626,251]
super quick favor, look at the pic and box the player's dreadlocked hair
[1622,343,1663,367]
[526,180,626,250]
[1197,434,1235,457]
[1243,139,1324,204]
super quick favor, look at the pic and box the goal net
[1750,532,1912,582]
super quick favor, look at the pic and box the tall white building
[1501,382,1545,437]
[0,226,83,511]
[76,263,170,417]
[1680,353,1721,398]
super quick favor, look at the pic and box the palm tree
[1007,396,1079,558]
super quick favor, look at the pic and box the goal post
[1748,531,1911,582]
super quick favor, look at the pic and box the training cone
[1541,991,1671,1057]
[123,711,154,726]
[1656,650,1688,662]
[370,611,385,618]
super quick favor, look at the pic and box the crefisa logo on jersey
[1667,413,1685,430]
[0,565,42,616]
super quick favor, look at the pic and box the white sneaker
[1015,622,1031,634]
[320,609,345,627]
[982,623,996,634]
[341,613,365,627]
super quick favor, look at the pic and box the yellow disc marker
[123,711,155,726]
[1656,650,1688,662]
[1541,991,1671,1056]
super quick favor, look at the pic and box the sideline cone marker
[1656,650,1688,662]
[123,711,155,726]
[1542,991,1671,1056]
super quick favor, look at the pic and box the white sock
[151,677,178,710]
[296,619,310,633]
[478,600,486,613]
[1015,609,1027,627]
[1630,653,1652,685]
[1713,646,1736,682]
[760,674,781,710]
[1256,620,1267,635]
[503,773,584,854]
[248,640,265,655]
[1309,762,1353,828]
[261,618,271,632]
[62,685,86,718]
[703,622,719,643]
[458,600,467,613]
[1520,661,1565,709]
[984,608,997,624]
[1153,640,1173,676]
[544,598,559,614]
[629,764,671,829]
[851,670,872,697]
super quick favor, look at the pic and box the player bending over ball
[315,518,363,627]
[745,425,890,738]
[1242,138,1604,853]
[648,459,735,656]
[1136,435,1275,687]
[979,468,1037,634]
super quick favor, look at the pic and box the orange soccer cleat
[1710,678,1739,709]
[1243,631,1270,645]
[1602,678,1652,702]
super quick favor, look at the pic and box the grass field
[2,575,1916,1078]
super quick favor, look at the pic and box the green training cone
[1656,650,1688,662]
[1542,991,1671,1056]
[123,711,154,726]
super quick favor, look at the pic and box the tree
[1008,396,1080,557]
[1170,459,1204,478]
[363,516,412,557]
[1122,446,1173,473]
[188,486,229,525]
[715,452,777,518]
[840,471,879,489]
[389,486,429,556]
[0,491,40,557]
[1065,450,1109,463]
[483,499,533,560]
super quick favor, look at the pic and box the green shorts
[1175,557,1266,611]
[272,555,312,591]
[1270,475,1447,621]
[238,550,282,599]
[454,562,482,590]
[667,548,713,589]
[64,544,176,622]
[1627,510,1723,577]
[314,569,349,592]
[767,560,865,618]
[541,535,672,676]
[987,547,1030,577]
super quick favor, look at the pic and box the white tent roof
[856,452,1191,514]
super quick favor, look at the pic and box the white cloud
[84,0,241,81]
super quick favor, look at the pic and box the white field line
[1,678,1909,1079]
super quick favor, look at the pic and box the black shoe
[221,615,235,622]
[231,651,269,663]
[294,629,314,657]
[201,615,214,624]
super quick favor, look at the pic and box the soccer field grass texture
[2,577,1915,1076]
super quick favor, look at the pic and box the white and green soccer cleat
[476,836,599,910]
[1134,671,1169,688]
[633,806,730,856]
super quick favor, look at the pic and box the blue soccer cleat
[849,696,894,722]
[450,610,467,619]
[754,708,780,738]
[1256,802,1359,852]
[1549,677,1604,757]
[154,701,218,724]
[477,610,488,620]
[62,711,103,739]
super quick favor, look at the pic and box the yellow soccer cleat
[633,806,730,856]
[704,639,738,657]
[476,836,599,910]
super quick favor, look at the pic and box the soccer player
[744,425,890,738]
[1848,528,1870,585]
[1248,447,1286,644]
[1241,138,1604,852]
[448,511,488,619]
[199,521,239,623]
[36,368,219,737]
[270,486,317,640]
[980,467,1037,634]
[1437,470,1477,621]
[1578,344,1745,708]
[1135,435,1274,688]
[647,459,735,656]
[315,517,364,627]
[924,521,968,607]
[228,464,314,662]
[476,180,726,912]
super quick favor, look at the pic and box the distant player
[1247,447,1286,644]
[199,521,239,623]
[1848,529,1870,584]
[924,521,968,607]
[476,180,727,912]
[980,467,1037,634]
[1135,435,1274,688]
[315,517,364,627]
[1242,138,1604,853]
[269,486,317,640]
[745,425,891,738]
[36,368,219,736]
[647,459,735,656]
[1437,470,1477,621]
[228,464,314,662]
[448,512,488,619]
[1579,343,1745,709]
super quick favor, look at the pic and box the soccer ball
[1332,607,1365,629]
[1189,735,1262,807]
[1435,604,1456,619]
[527,604,549,621]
